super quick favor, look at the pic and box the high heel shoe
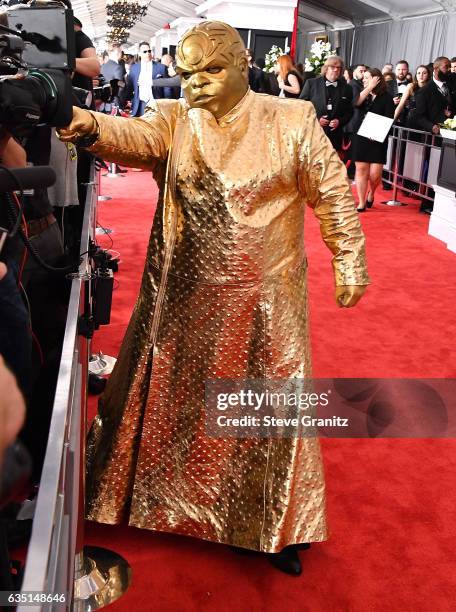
[356,205,366,212]
[366,192,374,208]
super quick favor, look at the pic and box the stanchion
[382,127,406,207]
[72,194,130,610]
[97,165,112,201]
[104,162,124,179]
[95,168,114,235]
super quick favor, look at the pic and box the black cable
[17,224,80,273]
[0,166,24,237]
[2,191,81,273]
[95,222,114,250]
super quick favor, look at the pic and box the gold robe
[85,90,369,552]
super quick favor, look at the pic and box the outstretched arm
[57,101,179,170]
[297,103,370,307]
[152,75,181,88]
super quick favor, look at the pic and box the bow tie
[326,81,337,87]
[397,81,407,85]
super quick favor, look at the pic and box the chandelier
[105,27,131,45]
[105,1,150,44]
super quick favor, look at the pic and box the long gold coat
[85,90,369,552]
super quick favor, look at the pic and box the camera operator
[13,122,72,484]
[72,16,99,99]
[0,124,67,485]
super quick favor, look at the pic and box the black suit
[344,78,364,134]
[263,72,280,96]
[343,78,364,178]
[248,66,265,93]
[101,60,126,107]
[300,76,353,151]
[101,59,125,82]
[415,79,456,132]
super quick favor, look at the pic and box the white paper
[357,112,394,143]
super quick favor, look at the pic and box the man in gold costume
[59,21,369,575]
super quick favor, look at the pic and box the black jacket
[248,66,265,93]
[344,77,364,133]
[414,79,456,132]
[101,59,126,83]
[300,76,353,150]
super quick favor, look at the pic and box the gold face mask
[176,21,249,119]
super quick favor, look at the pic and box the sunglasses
[142,49,152,54]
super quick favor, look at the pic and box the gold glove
[335,285,367,308]
[57,106,99,144]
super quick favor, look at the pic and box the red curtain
[290,0,300,60]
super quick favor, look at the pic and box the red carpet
[87,170,456,611]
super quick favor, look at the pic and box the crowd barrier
[17,163,130,612]
[381,125,442,206]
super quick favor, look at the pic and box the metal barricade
[17,163,130,612]
[382,125,441,206]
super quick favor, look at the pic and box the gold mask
[176,21,249,119]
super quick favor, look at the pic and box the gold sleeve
[298,103,370,287]
[85,100,179,170]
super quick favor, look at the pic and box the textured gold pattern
[85,91,369,552]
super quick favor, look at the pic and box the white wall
[196,0,295,32]
[153,28,179,55]
[154,18,204,54]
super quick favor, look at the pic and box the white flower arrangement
[264,45,284,73]
[304,40,337,74]
[442,117,456,130]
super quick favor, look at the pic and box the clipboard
[357,112,394,143]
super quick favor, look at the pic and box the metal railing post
[97,165,112,202]
[383,126,404,206]
[104,162,124,179]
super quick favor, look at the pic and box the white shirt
[396,80,408,95]
[138,61,154,104]
[433,76,447,95]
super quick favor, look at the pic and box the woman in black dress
[275,55,303,98]
[394,64,431,128]
[353,68,395,211]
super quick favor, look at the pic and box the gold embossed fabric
[85,91,369,552]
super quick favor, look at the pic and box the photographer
[0,124,67,483]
